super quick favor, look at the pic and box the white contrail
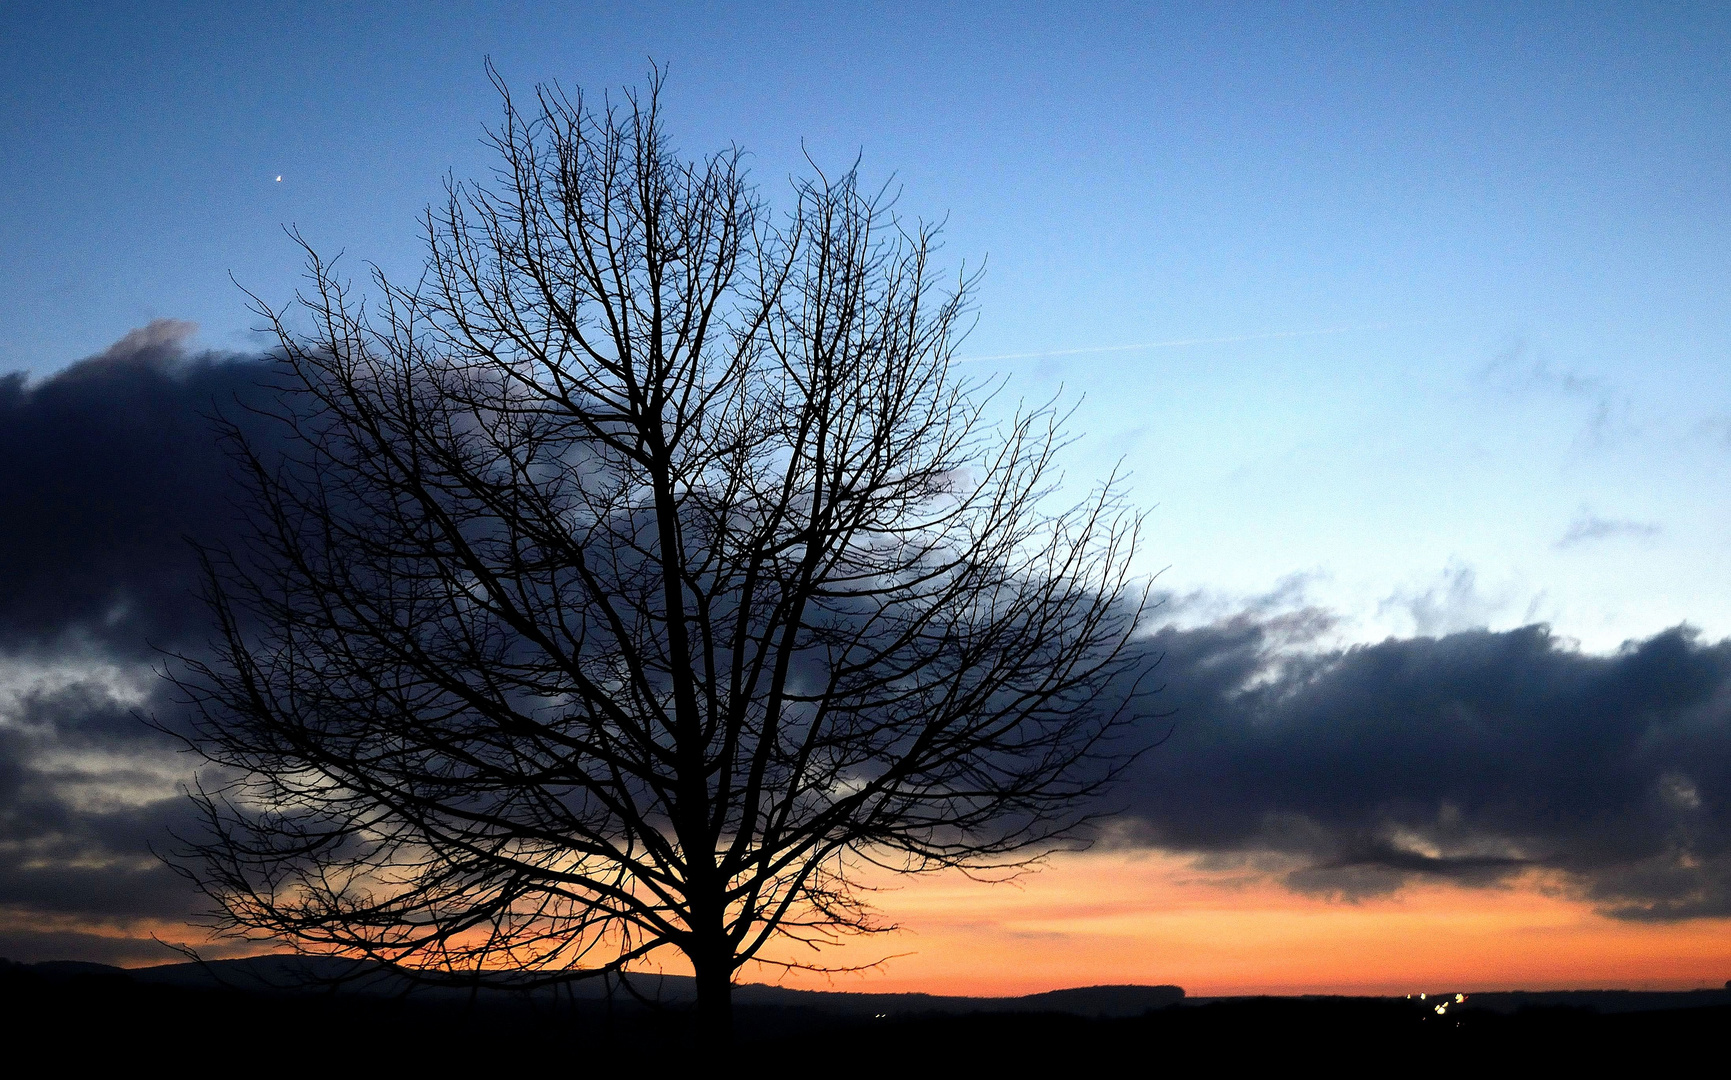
[957,324,1371,364]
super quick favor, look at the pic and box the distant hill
[3,954,1181,1018]
[17,955,1731,1019]
[730,980,1186,1018]
[27,960,132,978]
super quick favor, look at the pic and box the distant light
[275,175,283,182]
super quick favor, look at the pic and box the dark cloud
[3,322,1730,959]
[0,317,283,958]
[0,677,199,928]
[1117,616,1731,919]
[0,320,280,651]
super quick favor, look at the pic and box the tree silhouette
[171,67,1151,1037]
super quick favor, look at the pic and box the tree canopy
[172,68,1153,1034]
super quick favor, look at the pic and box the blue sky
[5,1,1730,649]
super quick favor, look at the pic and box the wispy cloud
[1481,340,1636,448]
[1555,509,1662,550]
[957,324,1373,364]
[1377,562,1517,638]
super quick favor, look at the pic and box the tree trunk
[691,946,734,1045]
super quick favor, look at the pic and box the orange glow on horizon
[52,851,1731,997]
[749,851,1731,998]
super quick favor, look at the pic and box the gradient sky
[3,2,1731,992]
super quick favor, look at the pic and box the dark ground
[5,959,1726,1073]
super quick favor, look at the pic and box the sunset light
[3,2,1730,1064]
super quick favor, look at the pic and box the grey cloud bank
[1121,615,1731,919]
[0,323,281,963]
[1,325,1729,963]
[0,319,282,653]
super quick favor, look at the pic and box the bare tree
[172,68,1151,1037]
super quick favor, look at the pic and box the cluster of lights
[1406,991,1468,1016]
